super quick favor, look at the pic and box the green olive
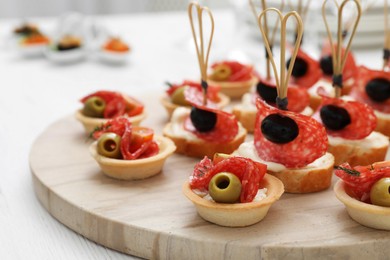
[171,86,190,106]
[82,96,106,118]
[209,64,232,81]
[97,133,122,159]
[370,177,390,207]
[208,172,242,203]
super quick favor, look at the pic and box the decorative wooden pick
[322,0,361,98]
[384,0,390,70]
[188,1,215,105]
[258,8,303,110]
[249,0,285,80]
[288,0,311,43]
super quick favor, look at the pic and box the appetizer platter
[29,95,390,260]
[29,0,390,259]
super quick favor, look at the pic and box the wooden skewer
[288,0,311,43]
[343,0,377,39]
[258,8,303,109]
[188,1,215,105]
[322,0,361,98]
[384,0,390,71]
[249,0,285,80]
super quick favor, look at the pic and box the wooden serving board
[30,99,390,259]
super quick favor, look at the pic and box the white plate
[96,49,129,65]
[44,45,86,64]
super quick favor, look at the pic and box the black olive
[286,57,308,78]
[256,81,277,103]
[57,44,79,51]
[261,114,299,144]
[365,78,390,102]
[320,55,333,76]
[320,105,351,130]
[190,107,217,132]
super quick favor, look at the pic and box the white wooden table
[0,10,385,260]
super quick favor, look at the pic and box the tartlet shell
[89,135,176,180]
[334,180,390,230]
[208,76,257,99]
[182,174,284,227]
[75,109,147,135]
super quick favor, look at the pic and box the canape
[183,154,284,227]
[75,90,146,134]
[89,117,176,180]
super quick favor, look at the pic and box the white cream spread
[328,131,389,152]
[375,110,390,119]
[308,79,335,97]
[235,141,333,172]
[236,93,313,115]
[168,107,200,141]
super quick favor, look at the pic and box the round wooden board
[30,101,390,259]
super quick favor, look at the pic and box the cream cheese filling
[235,141,332,172]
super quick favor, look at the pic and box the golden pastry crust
[75,109,146,135]
[308,78,354,111]
[208,76,257,99]
[267,152,335,193]
[328,136,389,167]
[89,135,176,180]
[231,106,256,133]
[182,174,284,227]
[163,123,247,158]
[375,112,390,137]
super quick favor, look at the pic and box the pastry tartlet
[160,80,230,119]
[75,90,146,134]
[207,61,258,99]
[334,161,390,230]
[90,135,175,180]
[183,155,284,227]
[89,117,176,180]
[163,85,246,158]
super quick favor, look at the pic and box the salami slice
[349,66,390,113]
[255,78,310,113]
[166,80,221,102]
[313,90,377,139]
[335,161,390,203]
[190,156,267,203]
[211,61,254,82]
[254,99,328,168]
[183,87,239,143]
[290,48,322,89]
[92,117,158,160]
[92,116,130,139]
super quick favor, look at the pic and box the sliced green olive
[82,96,106,118]
[171,86,190,106]
[208,172,242,203]
[209,64,232,81]
[370,177,390,207]
[97,133,122,159]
